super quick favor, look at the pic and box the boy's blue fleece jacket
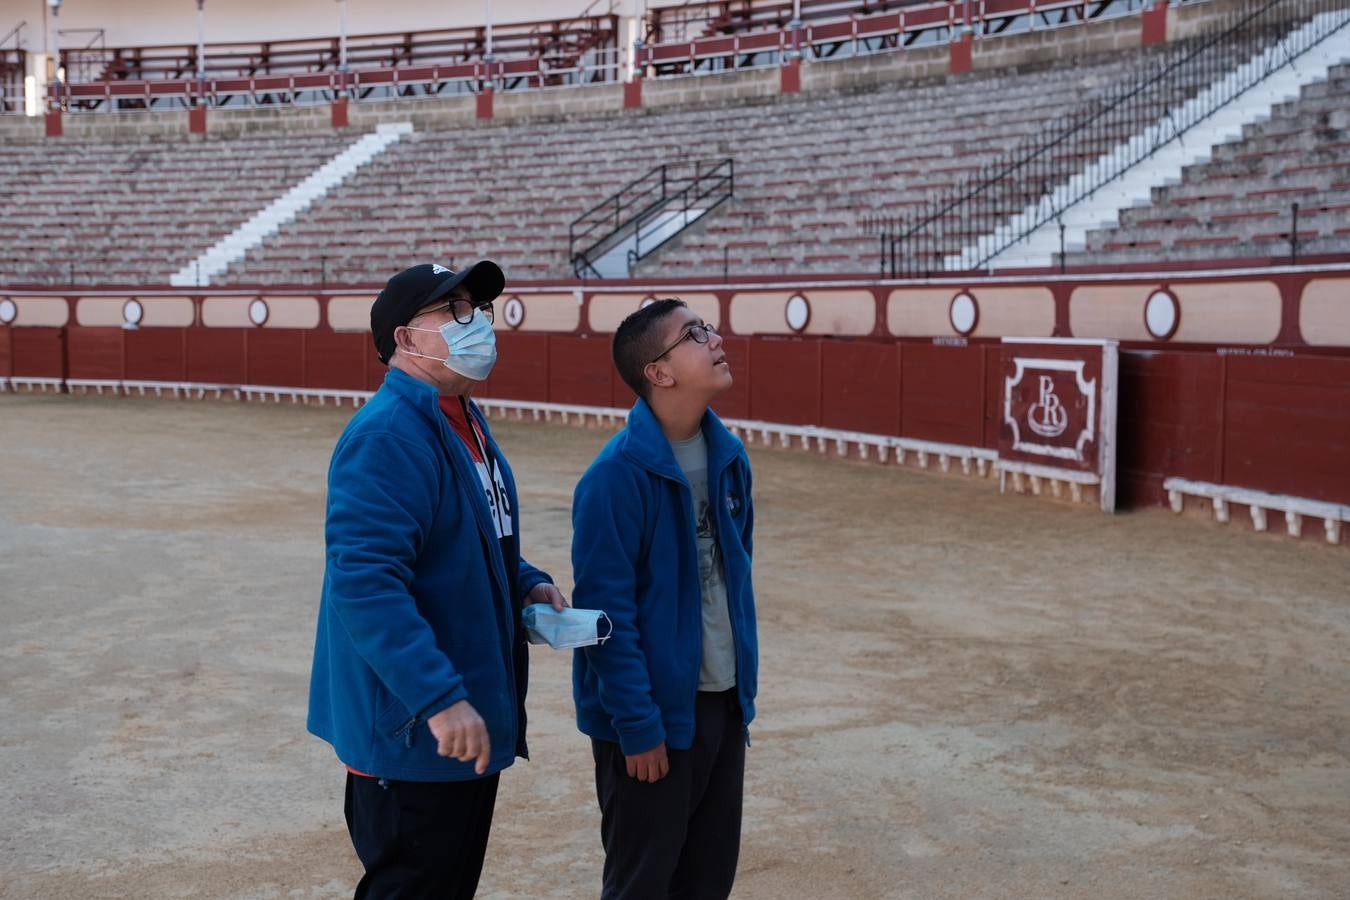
[571,398,757,755]
[308,367,552,781]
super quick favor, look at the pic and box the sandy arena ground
[1,392,1348,900]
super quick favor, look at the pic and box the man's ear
[643,360,676,392]
[393,324,417,354]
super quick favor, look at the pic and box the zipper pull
[394,716,418,748]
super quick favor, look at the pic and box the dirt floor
[1,392,1347,900]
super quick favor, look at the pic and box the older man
[307,261,566,899]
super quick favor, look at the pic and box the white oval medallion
[949,291,978,336]
[785,293,810,332]
[503,296,525,329]
[1144,289,1179,340]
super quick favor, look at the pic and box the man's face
[396,285,481,394]
[647,306,732,399]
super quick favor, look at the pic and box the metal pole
[787,0,802,60]
[196,0,206,81]
[631,0,644,81]
[47,0,61,87]
[1290,202,1299,265]
[485,0,494,61]
[338,0,348,73]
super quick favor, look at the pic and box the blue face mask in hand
[522,604,613,650]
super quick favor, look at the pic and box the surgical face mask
[402,310,498,381]
[522,604,613,651]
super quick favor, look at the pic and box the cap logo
[431,264,450,275]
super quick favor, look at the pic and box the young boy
[570,298,759,900]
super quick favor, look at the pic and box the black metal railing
[569,158,734,278]
[626,159,734,274]
[876,0,1350,277]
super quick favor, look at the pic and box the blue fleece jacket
[307,368,552,781]
[571,398,758,755]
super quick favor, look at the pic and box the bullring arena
[2,0,1349,897]
[2,393,1348,899]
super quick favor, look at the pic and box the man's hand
[427,700,491,775]
[625,742,669,783]
[527,582,568,612]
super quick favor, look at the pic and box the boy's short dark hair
[612,298,687,399]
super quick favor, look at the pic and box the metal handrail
[570,158,734,278]
[628,159,735,270]
[882,0,1350,276]
[1,22,26,50]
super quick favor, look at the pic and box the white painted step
[593,207,708,278]
[948,10,1350,271]
[169,122,414,287]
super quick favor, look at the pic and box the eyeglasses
[649,322,717,364]
[420,297,495,325]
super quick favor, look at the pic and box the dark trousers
[592,689,746,900]
[344,772,499,900]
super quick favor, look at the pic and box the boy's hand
[527,582,568,612]
[625,742,669,783]
[427,700,491,774]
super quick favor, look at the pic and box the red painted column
[189,104,207,134]
[780,58,801,94]
[1141,2,1168,47]
[1052,284,1072,337]
[1274,275,1305,344]
[476,88,494,120]
[950,31,973,74]
[624,77,642,109]
[331,97,349,128]
[45,109,63,137]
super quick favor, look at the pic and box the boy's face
[646,306,732,399]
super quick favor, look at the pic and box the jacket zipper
[719,462,752,749]
[699,461,753,749]
[394,715,418,748]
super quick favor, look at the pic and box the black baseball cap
[370,261,505,364]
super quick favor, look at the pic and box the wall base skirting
[1165,476,1349,545]
[5,379,1346,548]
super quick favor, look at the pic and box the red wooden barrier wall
[12,328,64,379]
[126,329,187,382]
[5,323,1349,510]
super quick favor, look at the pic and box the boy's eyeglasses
[649,323,717,364]
[422,297,495,325]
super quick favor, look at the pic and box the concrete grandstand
[2,0,1348,284]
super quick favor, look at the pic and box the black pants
[344,772,499,900]
[592,689,746,900]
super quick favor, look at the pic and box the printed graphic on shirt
[440,396,513,540]
[474,456,514,540]
[695,497,722,589]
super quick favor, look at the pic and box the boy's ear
[643,360,676,391]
